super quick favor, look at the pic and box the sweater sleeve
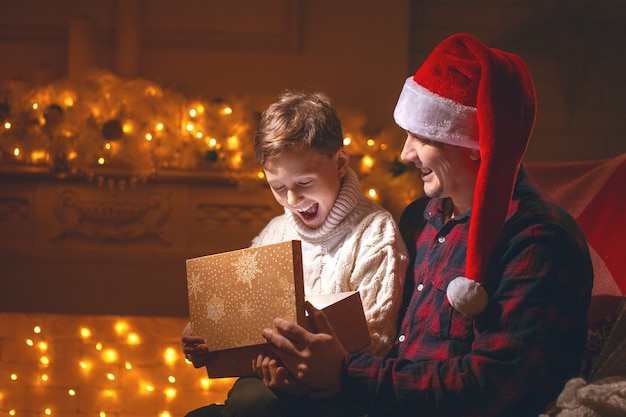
[350,210,409,356]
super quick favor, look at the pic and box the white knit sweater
[252,168,408,355]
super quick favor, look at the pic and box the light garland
[0,313,234,417]
[0,71,422,212]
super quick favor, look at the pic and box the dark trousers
[185,377,366,417]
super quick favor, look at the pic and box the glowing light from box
[98,157,105,165]
[96,342,103,351]
[106,373,115,381]
[38,341,48,351]
[343,137,352,146]
[168,376,176,383]
[223,106,232,115]
[44,407,52,415]
[41,374,49,382]
[368,188,378,199]
[26,338,34,346]
[13,147,20,157]
[367,138,376,147]
[40,356,50,366]
[125,361,133,370]
[10,373,18,381]
[9,410,16,416]
[3,122,10,129]
[68,389,76,396]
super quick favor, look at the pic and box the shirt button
[437,236,446,243]
[398,334,406,342]
[417,283,424,291]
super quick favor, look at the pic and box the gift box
[186,240,369,378]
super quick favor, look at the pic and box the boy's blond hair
[254,91,344,166]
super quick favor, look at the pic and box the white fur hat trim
[393,77,480,150]
[446,276,488,315]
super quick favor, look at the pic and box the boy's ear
[336,147,350,176]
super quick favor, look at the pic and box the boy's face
[263,147,349,229]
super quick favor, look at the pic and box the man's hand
[261,301,348,396]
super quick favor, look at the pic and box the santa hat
[394,33,537,315]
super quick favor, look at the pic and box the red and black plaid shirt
[341,168,594,417]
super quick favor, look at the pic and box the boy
[182,90,408,416]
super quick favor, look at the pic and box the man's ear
[336,147,350,176]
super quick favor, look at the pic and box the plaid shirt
[341,168,593,417]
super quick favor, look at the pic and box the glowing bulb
[41,373,49,381]
[343,137,352,146]
[223,106,233,115]
[367,188,378,199]
[362,155,374,169]
[64,96,74,107]
[33,102,39,109]
[9,409,16,416]
[100,412,107,417]
[366,138,376,147]
[226,135,240,150]
[145,133,153,141]
[207,137,217,147]
[185,123,194,132]
[104,142,112,150]
[168,375,176,383]
[164,388,176,399]
[26,338,34,346]
[195,131,203,139]
[97,157,105,165]
[115,321,128,335]
[145,384,155,392]
[38,341,48,351]
[102,349,118,363]
[106,373,115,381]
[44,408,52,415]
[68,389,76,396]
[127,333,140,344]
[257,171,265,180]
[189,108,197,117]
[156,122,164,131]
[125,361,133,370]
[80,327,91,339]
[13,147,20,157]
[200,378,210,389]
[3,122,11,129]
[10,373,18,381]
[79,360,91,370]
[161,411,172,417]
[164,347,177,364]
[40,356,50,366]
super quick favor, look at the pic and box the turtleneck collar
[285,167,362,241]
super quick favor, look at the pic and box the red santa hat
[394,33,537,315]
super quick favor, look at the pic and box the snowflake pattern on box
[186,241,303,352]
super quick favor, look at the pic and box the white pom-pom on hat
[446,276,489,316]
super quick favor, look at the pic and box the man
[257,33,594,417]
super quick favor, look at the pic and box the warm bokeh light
[127,333,140,344]
[343,137,351,146]
[102,349,118,363]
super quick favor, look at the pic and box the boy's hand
[261,301,348,396]
[253,353,311,396]
[181,323,216,368]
